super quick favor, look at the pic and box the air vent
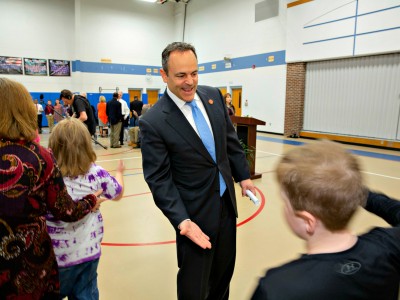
[255,0,279,22]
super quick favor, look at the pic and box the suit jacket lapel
[162,94,214,163]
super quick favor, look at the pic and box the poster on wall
[0,56,23,74]
[49,59,71,76]
[24,58,48,76]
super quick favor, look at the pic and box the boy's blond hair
[276,140,367,231]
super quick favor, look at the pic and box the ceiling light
[139,0,157,3]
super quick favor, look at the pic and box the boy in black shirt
[60,89,96,136]
[252,140,400,300]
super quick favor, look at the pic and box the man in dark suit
[106,92,123,148]
[140,42,256,300]
[130,95,143,127]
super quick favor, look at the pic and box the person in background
[106,92,123,148]
[33,98,44,133]
[130,95,143,127]
[97,95,108,137]
[81,92,99,135]
[224,93,235,116]
[0,77,100,299]
[60,89,97,137]
[53,98,64,123]
[140,42,255,299]
[47,118,125,299]
[63,103,73,117]
[128,104,150,148]
[251,140,400,300]
[44,99,55,133]
[117,91,130,145]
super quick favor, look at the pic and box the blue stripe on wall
[29,49,286,123]
[198,50,286,74]
[70,50,286,76]
[72,60,161,75]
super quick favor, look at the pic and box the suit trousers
[129,127,140,144]
[46,115,54,133]
[37,114,43,131]
[177,191,236,300]
[110,122,122,147]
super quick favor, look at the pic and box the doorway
[231,87,242,116]
[218,87,227,96]
[147,89,160,106]
[128,89,142,102]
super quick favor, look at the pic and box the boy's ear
[296,211,317,235]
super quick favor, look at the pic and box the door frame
[230,86,242,117]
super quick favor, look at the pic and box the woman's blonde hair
[99,95,106,103]
[0,78,37,141]
[48,118,97,177]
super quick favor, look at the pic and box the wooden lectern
[230,116,266,180]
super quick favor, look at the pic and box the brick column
[284,62,306,137]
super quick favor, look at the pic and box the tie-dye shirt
[46,163,122,267]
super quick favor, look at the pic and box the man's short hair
[161,42,197,75]
[276,140,367,231]
[60,89,73,100]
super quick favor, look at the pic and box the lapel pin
[208,99,214,105]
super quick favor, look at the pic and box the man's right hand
[179,220,212,249]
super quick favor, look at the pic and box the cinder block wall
[284,62,306,137]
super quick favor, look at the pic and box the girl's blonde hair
[99,95,106,103]
[0,78,37,141]
[49,118,97,177]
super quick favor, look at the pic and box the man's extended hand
[179,220,212,249]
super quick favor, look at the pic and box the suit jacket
[106,97,122,125]
[130,99,143,119]
[140,85,250,239]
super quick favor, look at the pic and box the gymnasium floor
[40,131,400,300]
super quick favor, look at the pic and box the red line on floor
[98,149,135,156]
[122,191,152,198]
[102,187,266,247]
[236,186,265,227]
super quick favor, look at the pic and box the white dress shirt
[118,99,130,120]
[166,87,214,138]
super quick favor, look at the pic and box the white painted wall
[0,0,74,59]
[184,0,287,61]
[184,0,287,132]
[0,0,174,93]
[0,0,287,133]
[286,0,400,62]
[0,0,75,89]
[78,0,175,65]
[199,66,287,133]
[74,0,175,94]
